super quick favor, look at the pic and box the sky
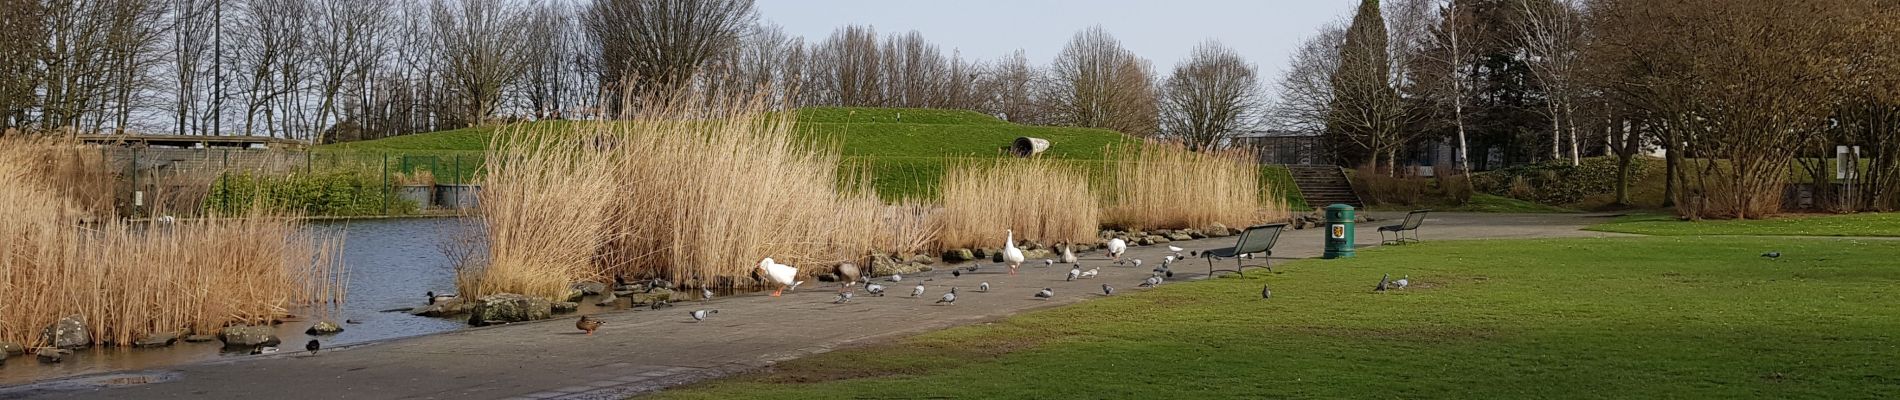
[755,0,1358,82]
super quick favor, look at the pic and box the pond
[1,218,476,386]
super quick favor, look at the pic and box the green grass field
[318,107,1305,206]
[644,236,1900,399]
[1587,212,1900,237]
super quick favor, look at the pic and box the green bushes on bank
[1474,157,1652,205]
[209,171,417,216]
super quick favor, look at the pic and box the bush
[210,171,417,216]
[1473,157,1651,205]
[1352,169,1474,207]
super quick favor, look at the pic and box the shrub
[1352,169,1473,207]
[210,171,417,216]
[1474,157,1651,205]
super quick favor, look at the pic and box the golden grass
[463,94,933,299]
[936,159,1100,250]
[1103,143,1289,229]
[0,138,342,347]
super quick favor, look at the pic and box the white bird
[690,309,717,321]
[756,258,799,297]
[978,282,990,292]
[1106,238,1128,260]
[865,283,887,296]
[1163,255,1176,265]
[1394,275,1410,289]
[251,346,280,355]
[936,288,958,305]
[889,274,903,282]
[911,283,926,298]
[1066,267,1080,281]
[156,215,176,224]
[1080,268,1099,279]
[1131,259,1144,269]
[1002,229,1027,275]
[701,287,714,301]
[1168,245,1184,254]
[1034,288,1054,300]
[1059,242,1078,264]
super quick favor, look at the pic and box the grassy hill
[319,107,1300,207]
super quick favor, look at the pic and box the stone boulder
[572,281,608,296]
[1022,249,1053,260]
[305,321,344,335]
[41,315,90,349]
[564,289,585,302]
[134,332,179,348]
[36,348,71,363]
[467,294,553,326]
[408,298,471,317]
[908,254,938,265]
[1204,223,1233,237]
[183,334,218,343]
[972,248,991,259]
[1166,233,1193,241]
[629,288,674,305]
[1183,229,1207,239]
[219,325,280,347]
[551,301,579,313]
[594,291,619,306]
[942,248,975,263]
[0,341,23,356]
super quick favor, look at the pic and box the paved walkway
[2,213,1631,400]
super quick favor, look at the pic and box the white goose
[1058,241,1078,264]
[756,258,800,297]
[1002,229,1026,275]
[1107,238,1128,260]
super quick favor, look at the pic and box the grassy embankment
[644,235,1900,399]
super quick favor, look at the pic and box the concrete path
[2,212,1630,400]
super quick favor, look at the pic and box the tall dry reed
[1103,143,1289,229]
[0,138,342,347]
[936,159,1100,250]
[463,94,929,299]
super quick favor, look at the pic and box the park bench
[1200,223,1287,276]
[1378,209,1431,245]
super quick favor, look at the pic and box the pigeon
[866,283,887,296]
[911,283,926,298]
[702,287,715,301]
[952,270,962,278]
[689,309,717,322]
[1102,284,1115,296]
[1044,259,1055,267]
[889,274,903,282]
[1080,268,1099,279]
[936,288,958,305]
[1261,284,1272,299]
[1163,255,1176,265]
[1066,267,1080,281]
[1761,251,1781,259]
[1138,276,1161,288]
[305,339,321,355]
[964,265,981,273]
[1394,275,1410,289]
[649,300,674,310]
[978,282,990,292]
[1131,259,1144,269]
[1375,273,1390,293]
[834,291,854,304]
[1034,288,1054,300]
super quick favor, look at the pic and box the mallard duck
[427,291,456,305]
[1002,229,1026,275]
[576,315,604,335]
[757,258,799,297]
[251,346,280,355]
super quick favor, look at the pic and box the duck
[577,315,604,335]
[1059,242,1078,264]
[1002,229,1026,275]
[306,339,321,355]
[251,346,280,355]
[757,258,800,297]
[426,291,456,305]
[1107,238,1128,260]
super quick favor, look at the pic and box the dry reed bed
[466,99,933,299]
[936,159,1100,250]
[0,139,342,348]
[1103,144,1289,230]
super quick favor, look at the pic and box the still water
[0,218,476,386]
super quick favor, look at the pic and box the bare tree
[879,30,947,108]
[1159,40,1263,151]
[230,0,306,138]
[431,0,530,126]
[804,24,882,106]
[977,49,1038,123]
[1272,24,1346,138]
[0,0,42,132]
[1422,0,1474,175]
[1514,0,1587,165]
[585,0,756,107]
[307,0,387,142]
[1042,25,1157,137]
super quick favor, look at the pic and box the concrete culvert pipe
[1012,137,1050,157]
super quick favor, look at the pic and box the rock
[467,294,554,326]
[409,298,471,317]
[1021,240,1043,251]
[908,254,938,265]
[134,332,179,348]
[942,248,975,263]
[572,282,608,296]
[594,291,619,306]
[1166,233,1193,241]
[990,252,1004,262]
[305,321,344,335]
[1136,236,1155,246]
[1205,223,1233,237]
[868,254,905,275]
[1129,231,1148,239]
[1184,229,1207,239]
[36,348,70,363]
[972,248,991,259]
[551,301,579,313]
[565,289,585,302]
[1022,249,1053,260]
[0,341,23,355]
[1153,229,1174,237]
[219,325,280,347]
[611,290,635,297]
[183,334,218,343]
[629,288,674,305]
[41,315,90,349]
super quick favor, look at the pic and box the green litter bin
[1323,204,1356,259]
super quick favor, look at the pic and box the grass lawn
[1587,212,1900,237]
[644,236,1900,399]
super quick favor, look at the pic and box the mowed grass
[644,236,1900,399]
[1588,212,1900,237]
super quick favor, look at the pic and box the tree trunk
[1566,103,1580,166]
[1662,127,1680,208]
